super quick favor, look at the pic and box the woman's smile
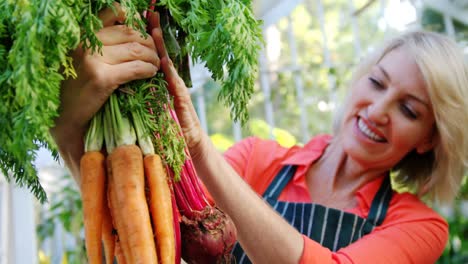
[356,117,387,143]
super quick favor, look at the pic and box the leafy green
[0,0,81,202]
[0,0,145,202]
[36,173,86,263]
[159,0,263,124]
[0,0,261,202]
[119,75,186,179]
[84,110,104,153]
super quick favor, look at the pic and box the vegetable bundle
[82,83,237,263]
[1,0,262,262]
[81,88,179,263]
[0,0,262,202]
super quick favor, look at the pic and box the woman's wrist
[188,132,213,165]
[50,122,85,183]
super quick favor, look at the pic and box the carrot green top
[223,135,448,263]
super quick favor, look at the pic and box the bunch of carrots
[80,89,179,264]
[80,79,236,264]
[78,2,237,263]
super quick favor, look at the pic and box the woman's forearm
[192,135,304,264]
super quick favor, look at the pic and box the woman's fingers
[152,27,168,60]
[96,24,155,49]
[148,12,205,153]
[152,27,188,98]
[98,42,160,68]
[89,23,160,76]
[109,60,158,86]
[151,26,182,93]
[147,10,160,30]
[73,56,157,143]
[98,2,157,53]
[99,2,126,27]
[160,57,184,92]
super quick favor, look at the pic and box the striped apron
[232,165,393,263]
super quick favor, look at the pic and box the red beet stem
[173,179,195,219]
[180,166,204,211]
[185,159,210,206]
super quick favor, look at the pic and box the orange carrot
[114,237,127,264]
[80,151,106,264]
[107,159,132,263]
[144,154,175,264]
[101,193,115,264]
[109,144,158,264]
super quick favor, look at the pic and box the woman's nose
[367,99,390,125]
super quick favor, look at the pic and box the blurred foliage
[248,119,297,147]
[460,175,468,199]
[38,250,51,264]
[411,7,468,263]
[421,8,468,42]
[438,200,468,263]
[36,174,85,264]
[437,174,468,263]
[210,119,297,152]
[194,0,399,144]
[211,133,235,152]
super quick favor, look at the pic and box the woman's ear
[416,129,438,154]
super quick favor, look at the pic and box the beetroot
[160,105,238,263]
[180,207,237,263]
[146,92,238,263]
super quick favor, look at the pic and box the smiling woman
[334,31,468,205]
[218,30,468,263]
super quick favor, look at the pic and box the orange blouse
[223,135,448,263]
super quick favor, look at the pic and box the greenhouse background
[1,0,467,263]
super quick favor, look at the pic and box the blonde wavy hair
[334,31,468,205]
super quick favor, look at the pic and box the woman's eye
[369,77,384,89]
[400,104,418,120]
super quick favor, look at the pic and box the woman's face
[339,47,436,169]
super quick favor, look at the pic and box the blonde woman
[52,5,468,263]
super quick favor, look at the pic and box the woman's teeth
[358,118,385,142]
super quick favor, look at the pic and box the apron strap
[367,176,393,226]
[262,165,297,200]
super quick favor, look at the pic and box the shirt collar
[280,134,389,211]
[355,175,388,213]
[281,134,332,167]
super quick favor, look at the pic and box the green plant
[438,203,468,263]
[438,174,468,263]
[248,118,297,147]
[36,174,85,264]
[1,0,262,203]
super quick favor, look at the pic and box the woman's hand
[148,12,208,160]
[51,3,160,180]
